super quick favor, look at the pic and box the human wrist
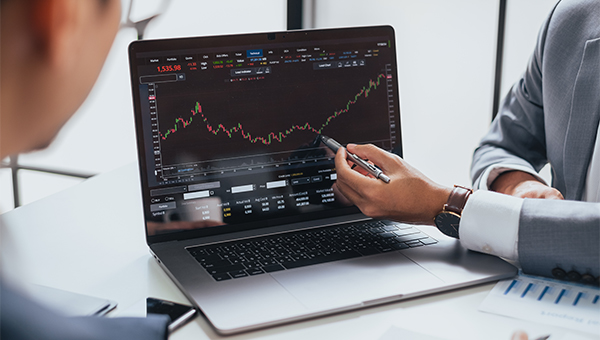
[432,185,473,238]
[425,185,453,225]
[489,170,541,195]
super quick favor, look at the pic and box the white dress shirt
[459,123,600,260]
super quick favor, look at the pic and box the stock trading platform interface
[132,30,401,235]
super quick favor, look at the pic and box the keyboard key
[376,245,394,252]
[393,228,420,236]
[247,268,265,276]
[259,258,278,266]
[382,237,401,245]
[258,251,274,259]
[336,245,353,252]
[291,253,308,261]
[391,243,410,250]
[212,273,231,281]
[228,257,242,264]
[357,247,380,256]
[244,261,261,269]
[229,270,248,278]
[396,224,414,230]
[396,233,428,243]
[188,247,207,257]
[275,249,292,256]
[235,250,252,257]
[379,232,396,238]
[320,248,340,256]
[206,263,245,275]
[195,253,222,263]
[263,264,285,273]
[369,227,385,233]
[275,255,295,264]
[420,237,438,245]
[406,240,423,248]
[201,260,231,269]
[222,244,238,252]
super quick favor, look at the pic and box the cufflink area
[551,267,599,286]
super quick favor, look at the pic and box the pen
[319,135,391,183]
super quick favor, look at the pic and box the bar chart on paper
[479,275,600,335]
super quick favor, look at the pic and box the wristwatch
[434,185,473,239]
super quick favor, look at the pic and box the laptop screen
[129,26,402,243]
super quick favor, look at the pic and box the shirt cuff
[459,190,523,260]
[476,163,547,190]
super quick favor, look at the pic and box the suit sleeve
[470,6,555,188]
[518,199,600,280]
[469,0,600,283]
[1,281,170,340]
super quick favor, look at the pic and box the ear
[29,0,81,68]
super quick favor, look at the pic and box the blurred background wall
[0,0,558,212]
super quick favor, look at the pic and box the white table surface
[1,163,595,340]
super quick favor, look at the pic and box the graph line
[160,73,387,144]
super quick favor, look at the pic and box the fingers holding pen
[346,143,401,174]
[334,143,452,224]
[334,147,369,203]
[334,145,398,219]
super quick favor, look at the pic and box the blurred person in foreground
[1,0,170,338]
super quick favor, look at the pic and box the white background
[0,0,558,212]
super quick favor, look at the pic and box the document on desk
[479,274,600,335]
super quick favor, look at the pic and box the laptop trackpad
[270,252,444,310]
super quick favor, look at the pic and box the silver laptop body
[128,26,517,334]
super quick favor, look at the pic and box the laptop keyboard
[187,220,437,282]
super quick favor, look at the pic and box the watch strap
[444,185,473,215]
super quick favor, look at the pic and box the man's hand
[490,171,564,200]
[334,144,452,225]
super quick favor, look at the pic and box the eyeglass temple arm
[126,0,172,40]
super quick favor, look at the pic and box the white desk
[1,163,595,340]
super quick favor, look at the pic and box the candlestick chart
[155,71,394,170]
[160,73,386,144]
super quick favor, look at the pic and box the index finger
[346,143,399,173]
[335,146,380,186]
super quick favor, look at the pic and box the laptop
[128,26,516,334]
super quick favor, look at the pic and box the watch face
[434,212,460,239]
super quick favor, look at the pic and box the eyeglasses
[120,0,172,40]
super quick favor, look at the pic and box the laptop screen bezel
[128,25,402,245]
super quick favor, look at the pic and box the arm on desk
[490,171,563,200]
[460,190,599,280]
[334,145,600,283]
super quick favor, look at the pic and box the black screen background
[129,27,402,242]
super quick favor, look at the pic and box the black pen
[319,135,391,183]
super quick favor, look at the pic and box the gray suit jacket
[471,0,600,282]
